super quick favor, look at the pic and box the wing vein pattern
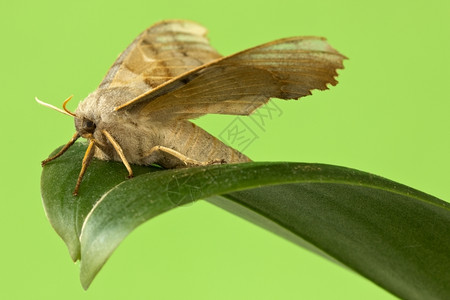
[108,22,346,122]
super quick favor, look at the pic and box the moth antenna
[62,95,77,117]
[35,96,77,117]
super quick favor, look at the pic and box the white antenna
[35,96,77,117]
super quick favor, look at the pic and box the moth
[37,20,346,195]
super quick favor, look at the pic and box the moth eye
[82,119,96,134]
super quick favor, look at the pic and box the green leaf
[40,142,160,261]
[41,142,450,299]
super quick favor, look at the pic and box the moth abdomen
[164,121,251,166]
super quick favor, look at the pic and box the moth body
[75,86,250,169]
[39,19,345,195]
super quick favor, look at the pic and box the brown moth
[37,20,346,195]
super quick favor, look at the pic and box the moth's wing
[116,37,346,121]
[98,20,222,95]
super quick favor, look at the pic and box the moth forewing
[114,36,346,114]
[39,20,346,195]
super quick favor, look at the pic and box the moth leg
[42,132,80,166]
[145,145,218,167]
[73,138,95,196]
[102,129,134,178]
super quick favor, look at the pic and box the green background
[1,0,449,299]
